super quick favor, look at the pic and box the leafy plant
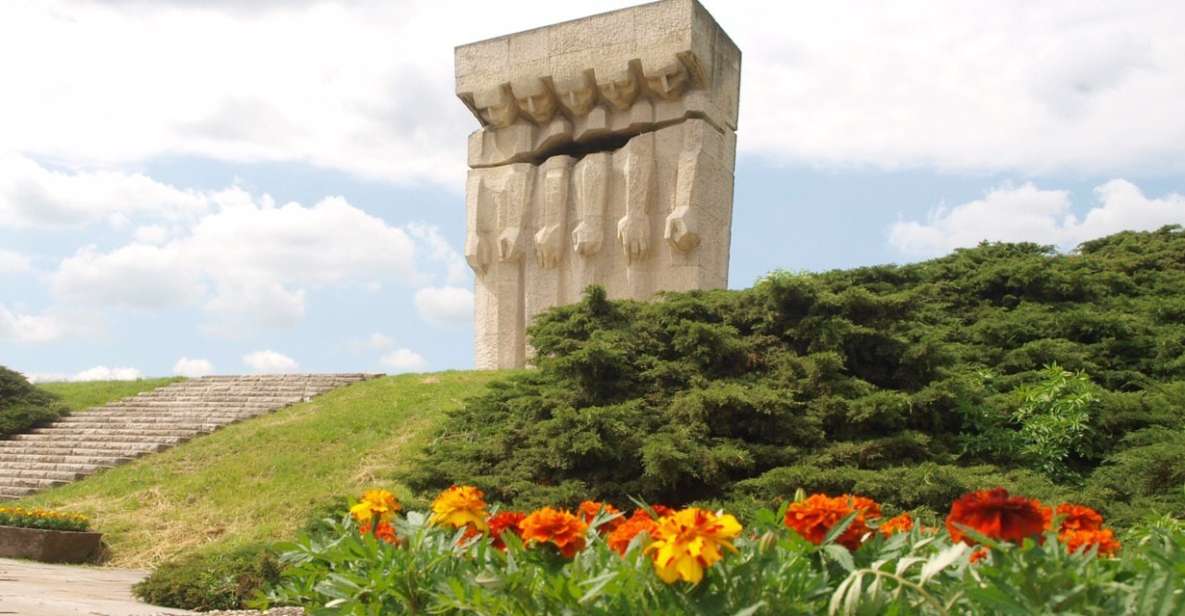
[1011,364,1099,480]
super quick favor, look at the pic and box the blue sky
[2,0,1184,381]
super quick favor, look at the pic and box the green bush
[0,365,68,438]
[407,227,1185,523]
[132,544,281,611]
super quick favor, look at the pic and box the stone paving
[0,374,377,501]
[0,557,192,615]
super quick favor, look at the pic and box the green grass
[38,378,183,411]
[17,371,503,567]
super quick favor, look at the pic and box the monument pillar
[456,0,741,369]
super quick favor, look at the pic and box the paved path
[0,558,192,616]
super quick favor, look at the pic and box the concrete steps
[0,373,378,501]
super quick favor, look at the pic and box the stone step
[5,433,185,447]
[41,419,222,431]
[0,440,168,455]
[31,426,212,439]
[0,486,34,500]
[0,453,133,466]
[0,460,108,474]
[0,476,69,490]
[0,467,87,481]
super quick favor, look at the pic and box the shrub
[0,365,69,438]
[132,544,281,611]
[407,227,1185,523]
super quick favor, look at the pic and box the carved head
[511,78,557,125]
[553,72,597,117]
[644,61,689,101]
[596,68,639,111]
[473,85,518,129]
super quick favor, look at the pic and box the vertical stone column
[456,0,741,369]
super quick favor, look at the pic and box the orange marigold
[518,508,588,558]
[487,511,526,550]
[607,509,660,555]
[1060,528,1121,556]
[578,500,624,532]
[350,489,401,528]
[430,485,489,531]
[784,494,882,550]
[945,488,1046,545]
[1054,503,1104,533]
[879,512,914,537]
[969,546,990,564]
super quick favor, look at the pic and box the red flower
[784,494,882,550]
[879,513,914,537]
[578,500,624,532]
[487,511,526,550]
[945,488,1047,545]
[969,546,990,564]
[1054,503,1104,533]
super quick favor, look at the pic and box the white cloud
[0,249,31,274]
[888,180,1185,257]
[408,223,470,286]
[71,366,144,381]
[0,155,208,229]
[380,348,428,373]
[2,2,1184,181]
[0,305,64,343]
[173,357,214,377]
[414,286,473,327]
[40,174,438,331]
[242,350,299,373]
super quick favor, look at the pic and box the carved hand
[534,224,563,269]
[465,233,490,274]
[497,227,524,262]
[617,214,650,265]
[664,206,700,252]
[571,221,603,257]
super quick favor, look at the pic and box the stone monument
[456,0,741,369]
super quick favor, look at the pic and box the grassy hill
[16,371,501,567]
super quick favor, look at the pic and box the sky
[2,0,1184,381]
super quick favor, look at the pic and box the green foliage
[408,227,1185,524]
[132,544,282,611]
[260,506,1185,615]
[1012,364,1100,480]
[0,365,68,438]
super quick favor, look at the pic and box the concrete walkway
[0,558,192,616]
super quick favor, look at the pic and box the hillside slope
[409,227,1185,527]
[16,371,501,566]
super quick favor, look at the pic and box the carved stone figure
[456,0,741,369]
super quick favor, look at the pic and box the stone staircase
[0,374,378,501]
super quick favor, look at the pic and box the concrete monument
[456,0,741,369]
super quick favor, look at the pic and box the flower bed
[257,487,1185,614]
[0,506,100,563]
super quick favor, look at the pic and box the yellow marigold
[429,485,490,531]
[350,489,401,527]
[518,508,588,557]
[645,508,742,584]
